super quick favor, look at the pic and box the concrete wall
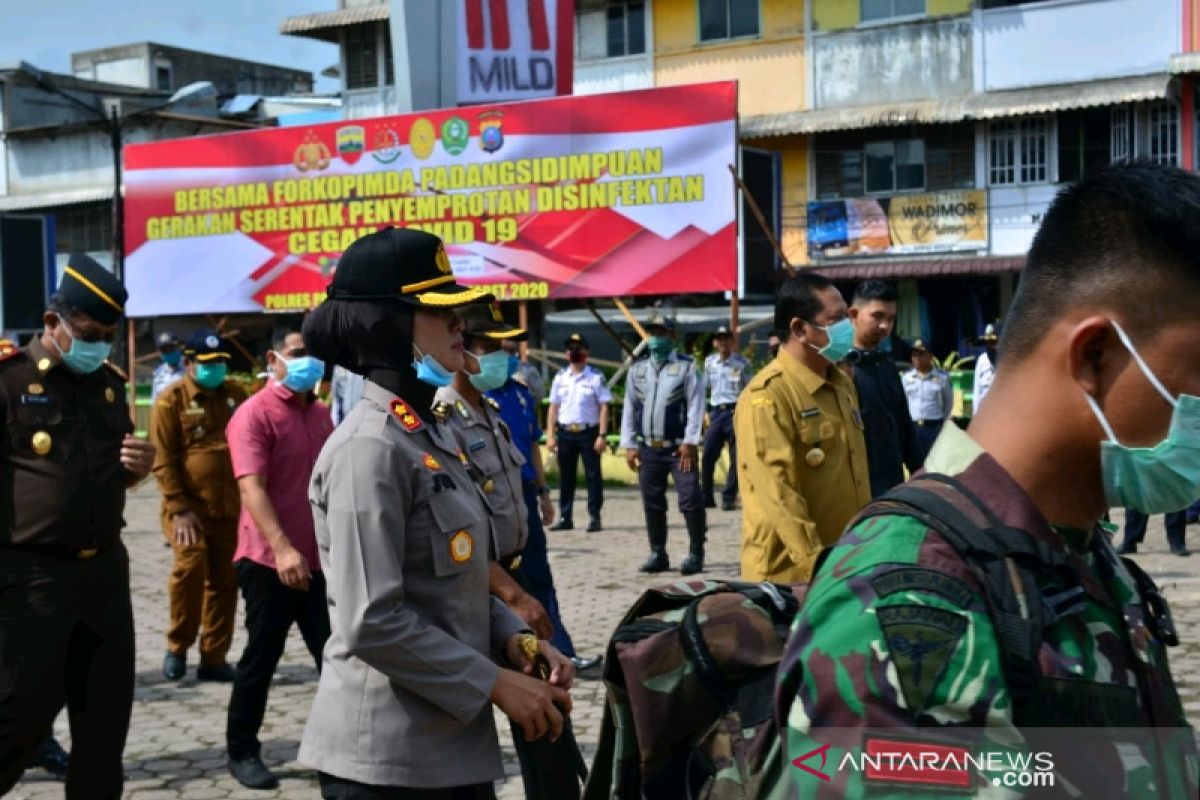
[813,0,971,31]
[574,56,654,95]
[978,0,1180,91]
[988,184,1057,256]
[93,57,147,87]
[344,86,398,119]
[812,16,972,108]
[653,0,805,117]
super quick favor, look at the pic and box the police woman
[298,228,574,800]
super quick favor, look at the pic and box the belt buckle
[509,555,523,571]
[78,548,98,560]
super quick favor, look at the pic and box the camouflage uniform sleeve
[781,515,1012,799]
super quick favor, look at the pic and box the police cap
[183,329,232,362]
[910,338,930,353]
[324,227,493,308]
[460,304,528,341]
[646,310,676,334]
[57,253,127,326]
[565,333,588,349]
[156,331,181,350]
[713,325,733,338]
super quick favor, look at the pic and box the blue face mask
[162,349,183,368]
[411,345,455,388]
[274,352,324,393]
[468,350,511,392]
[507,354,521,379]
[807,318,855,364]
[194,362,228,389]
[1084,321,1200,515]
[52,318,112,375]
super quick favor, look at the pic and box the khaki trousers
[162,512,238,665]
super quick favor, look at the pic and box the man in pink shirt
[223,327,334,790]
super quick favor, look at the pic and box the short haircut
[271,325,302,352]
[852,279,898,306]
[1002,162,1200,362]
[776,272,833,342]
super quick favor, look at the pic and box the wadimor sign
[807,190,988,258]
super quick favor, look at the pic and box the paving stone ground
[11,487,1200,799]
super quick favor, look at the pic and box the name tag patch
[468,440,487,452]
[20,394,52,406]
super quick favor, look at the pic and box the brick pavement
[11,489,1200,799]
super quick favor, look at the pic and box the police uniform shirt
[974,351,996,411]
[0,337,132,551]
[619,351,705,449]
[549,365,612,426]
[150,373,246,520]
[433,385,528,560]
[299,381,528,787]
[704,351,751,407]
[902,366,954,422]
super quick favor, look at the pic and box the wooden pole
[612,297,649,341]
[727,163,795,277]
[517,301,529,359]
[585,300,636,358]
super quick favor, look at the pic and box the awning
[280,5,390,42]
[743,73,1174,137]
[1170,52,1200,75]
[0,186,113,212]
[808,256,1025,280]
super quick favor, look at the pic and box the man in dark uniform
[847,279,922,497]
[0,253,156,798]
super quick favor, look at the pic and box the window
[699,0,759,42]
[1058,108,1112,184]
[53,204,111,255]
[345,24,379,90]
[988,117,1050,185]
[861,0,925,23]
[865,139,925,194]
[154,62,172,92]
[606,1,645,57]
[1111,103,1180,166]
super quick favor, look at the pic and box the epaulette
[390,399,423,432]
[102,360,129,382]
[484,396,501,412]
[432,402,452,423]
[0,341,22,364]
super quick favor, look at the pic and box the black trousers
[556,425,603,524]
[1122,509,1187,552]
[639,445,703,516]
[701,407,738,505]
[226,559,330,760]
[0,545,134,800]
[319,772,496,799]
[914,419,944,463]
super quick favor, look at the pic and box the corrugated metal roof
[0,186,113,212]
[742,74,1173,138]
[1170,52,1200,75]
[809,256,1025,280]
[279,5,390,42]
[221,94,263,115]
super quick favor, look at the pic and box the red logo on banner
[464,0,551,51]
[862,738,972,788]
[791,743,833,782]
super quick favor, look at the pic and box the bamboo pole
[612,297,649,341]
[585,300,636,358]
[127,324,137,425]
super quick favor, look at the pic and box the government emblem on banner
[371,128,402,164]
[337,125,365,165]
[442,116,470,156]
[478,111,504,153]
[293,131,331,172]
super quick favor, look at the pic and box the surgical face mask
[412,344,454,388]
[1083,321,1200,515]
[161,349,183,368]
[506,354,521,379]
[194,362,228,389]
[647,335,675,361]
[806,318,855,364]
[467,349,510,392]
[51,318,112,375]
[273,351,324,393]
[567,348,587,365]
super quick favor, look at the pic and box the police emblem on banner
[478,111,504,153]
[336,125,365,165]
[293,131,331,173]
[371,128,402,164]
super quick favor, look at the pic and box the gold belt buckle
[78,548,99,560]
[509,555,523,570]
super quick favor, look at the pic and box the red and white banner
[457,0,573,104]
[122,82,737,317]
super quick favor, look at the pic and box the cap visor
[193,352,232,362]
[405,283,494,308]
[483,327,528,341]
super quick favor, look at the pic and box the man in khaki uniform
[150,329,246,682]
[735,272,870,582]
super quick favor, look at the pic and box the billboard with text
[807,190,988,259]
[122,81,738,317]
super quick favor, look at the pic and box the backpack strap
[853,474,1081,717]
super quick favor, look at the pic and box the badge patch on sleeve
[449,530,474,563]
[876,604,967,714]
[422,452,442,471]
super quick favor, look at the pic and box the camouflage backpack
[583,580,805,800]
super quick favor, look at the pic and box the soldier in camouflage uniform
[779,164,1200,799]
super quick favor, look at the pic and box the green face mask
[194,362,228,389]
[647,335,675,361]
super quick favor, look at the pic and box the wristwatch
[537,485,551,496]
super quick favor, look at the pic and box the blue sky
[0,0,341,93]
